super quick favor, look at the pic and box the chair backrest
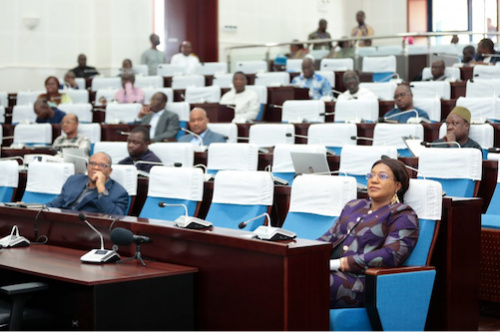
[184,86,221,103]
[104,103,142,124]
[140,166,204,220]
[429,43,459,55]
[157,64,186,76]
[316,71,335,87]
[465,79,500,98]
[307,123,357,154]
[456,96,500,122]
[422,67,461,81]
[165,101,190,122]
[12,105,36,124]
[207,123,237,143]
[410,81,451,99]
[205,170,274,231]
[283,174,357,240]
[171,74,205,89]
[109,164,137,214]
[254,72,290,87]
[402,179,443,266]
[245,85,268,105]
[143,88,174,105]
[310,49,330,59]
[249,124,295,148]
[91,77,121,91]
[16,91,45,106]
[334,99,379,123]
[93,142,128,164]
[198,62,228,75]
[413,97,441,122]
[376,45,403,56]
[339,145,398,185]
[320,58,354,71]
[212,73,233,89]
[473,65,500,79]
[272,144,327,182]
[78,123,101,143]
[148,142,194,167]
[0,92,8,107]
[13,124,52,145]
[0,107,4,124]
[286,59,303,72]
[359,82,397,101]
[57,103,93,123]
[236,61,267,74]
[362,55,396,78]
[132,65,149,76]
[438,123,493,152]
[282,100,325,123]
[358,47,377,57]
[95,89,119,106]
[373,123,424,148]
[485,159,500,215]
[22,162,75,203]
[406,45,429,55]
[207,143,259,173]
[0,160,19,202]
[135,76,163,89]
[418,148,482,197]
[74,78,86,90]
[62,89,89,103]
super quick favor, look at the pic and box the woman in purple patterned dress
[319,158,419,308]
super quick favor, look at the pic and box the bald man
[170,41,201,74]
[291,57,333,100]
[178,108,226,146]
[424,60,447,81]
[383,85,430,123]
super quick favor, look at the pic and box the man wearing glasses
[383,85,429,123]
[46,152,129,215]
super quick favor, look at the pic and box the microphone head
[78,213,86,222]
[173,162,182,167]
[350,136,357,140]
[238,221,246,229]
[285,133,293,137]
[110,227,134,246]
[420,141,429,147]
[377,117,386,123]
[158,202,166,208]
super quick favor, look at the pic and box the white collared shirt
[149,109,165,139]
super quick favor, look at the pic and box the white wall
[0,0,153,92]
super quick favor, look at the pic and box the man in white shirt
[141,34,166,76]
[219,72,261,123]
[170,41,201,74]
[136,92,179,142]
[337,70,377,100]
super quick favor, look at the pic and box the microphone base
[81,249,121,264]
[174,216,213,230]
[253,226,296,241]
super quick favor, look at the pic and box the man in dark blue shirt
[119,126,162,173]
[34,99,66,124]
[383,85,430,123]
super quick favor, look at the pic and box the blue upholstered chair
[272,144,328,185]
[438,123,493,159]
[281,174,357,239]
[481,159,500,228]
[109,165,137,215]
[330,179,443,331]
[361,55,396,82]
[205,170,274,231]
[307,123,357,155]
[339,145,398,186]
[22,162,75,204]
[139,166,204,222]
[373,123,424,157]
[0,161,19,202]
[417,148,482,197]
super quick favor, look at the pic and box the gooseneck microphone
[238,213,270,230]
[79,213,120,263]
[350,135,374,142]
[181,128,205,147]
[115,130,130,136]
[381,109,429,124]
[420,141,461,148]
[158,202,212,229]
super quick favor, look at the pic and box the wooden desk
[0,207,330,331]
[0,242,196,330]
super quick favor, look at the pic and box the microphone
[481,53,500,58]
[379,72,401,83]
[331,88,345,96]
[285,132,322,143]
[79,213,120,263]
[268,104,283,109]
[115,130,130,136]
[319,112,336,116]
[238,213,270,229]
[245,213,297,241]
[158,202,212,229]
[380,154,426,179]
[181,128,206,151]
[110,227,152,245]
[420,141,461,148]
[350,135,374,142]
[432,53,460,61]
[381,109,430,124]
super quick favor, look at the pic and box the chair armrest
[0,282,48,296]
[366,265,435,276]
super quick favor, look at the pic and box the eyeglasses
[366,172,395,181]
[393,92,411,99]
[88,162,110,169]
[446,120,465,127]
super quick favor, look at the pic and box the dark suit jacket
[139,110,180,142]
[177,129,227,146]
[46,174,129,215]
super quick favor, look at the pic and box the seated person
[219,72,260,123]
[136,92,179,142]
[432,106,482,150]
[114,72,145,104]
[52,114,91,156]
[424,60,448,81]
[178,108,226,146]
[119,58,133,75]
[46,152,129,215]
[170,41,201,74]
[337,70,377,100]
[61,71,79,90]
[473,38,500,65]
[326,37,355,59]
[318,158,418,308]
[383,85,429,123]
[34,99,66,124]
[288,40,308,59]
[291,57,333,100]
[71,53,100,78]
[38,76,72,106]
[119,126,162,173]
[461,45,477,66]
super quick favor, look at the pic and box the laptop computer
[290,151,330,175]
[62,148,88,174]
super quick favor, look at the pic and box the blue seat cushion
[21,192,57,204]
[419,177,475,197]
[176,121,188,140]
[205,203,268,231]
[272,172,295,185]
[139,197,198,220]
[283,212,337,240]
[330,308,371,331]
[0,187,14,203]
[486,183,500,215]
